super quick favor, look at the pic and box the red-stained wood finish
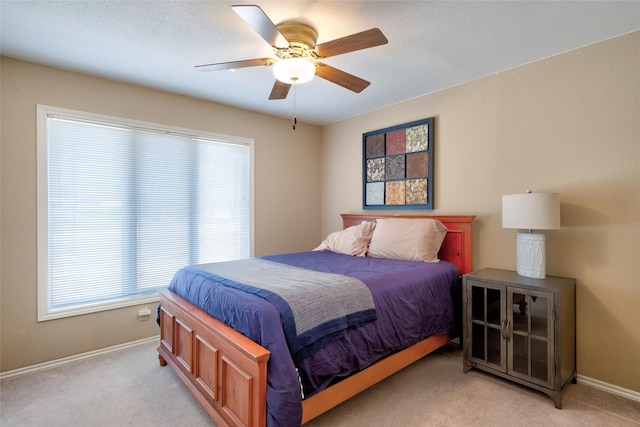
[159,289,269,427]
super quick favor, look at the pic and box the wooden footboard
[159,287,450,426]
[158,214,474,426]
[158,288,269,427]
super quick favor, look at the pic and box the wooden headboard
[341,213,475,275]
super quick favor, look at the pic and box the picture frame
[362,117,434,210]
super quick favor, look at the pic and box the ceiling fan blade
[315,64,370,93]
[315,28,388,58]
[195,58,273,72]
[231,5,289,48]
[269,80,291,100]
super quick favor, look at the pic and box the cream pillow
[313,222,376,256]
[367,218,448,262]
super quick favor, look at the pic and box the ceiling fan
[195,5,388,100]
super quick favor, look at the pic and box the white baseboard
[0,335,159,380]
[3,338,639,405]
[577,374,640,403]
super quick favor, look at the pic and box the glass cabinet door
[508,289,554,388]
[468,281,506,372]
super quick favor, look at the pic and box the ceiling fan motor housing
[278,24,318,49]
[274,24,320,61]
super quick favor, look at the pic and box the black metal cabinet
[463,268,576,408]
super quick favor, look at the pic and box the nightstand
[462,268,576,408]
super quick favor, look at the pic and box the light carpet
[2,341,639,426]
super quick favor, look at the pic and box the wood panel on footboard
[158,288,270,427]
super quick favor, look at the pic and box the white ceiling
[1,1,639,126]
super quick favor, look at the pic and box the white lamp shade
[273,58,315,84]
[502,192,560,230]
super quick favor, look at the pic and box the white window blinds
[37,105,253,320]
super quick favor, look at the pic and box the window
[37,105,253,321]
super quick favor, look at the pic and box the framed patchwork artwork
[362,117,434,210]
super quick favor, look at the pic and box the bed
[157,213,474,427]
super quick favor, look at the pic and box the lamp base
[516,232,546,279]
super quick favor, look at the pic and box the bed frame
[157,214,474,427]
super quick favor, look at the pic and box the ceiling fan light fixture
[273,57,315,85]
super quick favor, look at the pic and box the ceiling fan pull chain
[292,83,297,131]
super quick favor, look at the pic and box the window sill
[38,291,162,322]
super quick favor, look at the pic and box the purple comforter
[168,251,459,427]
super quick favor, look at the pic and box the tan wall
[2,31,639,393]
[0,57,321,371]
[320,31,640,392]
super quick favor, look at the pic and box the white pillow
[367,218,448,262]
[313,222,376,256]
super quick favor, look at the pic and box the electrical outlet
[138,308,152,320]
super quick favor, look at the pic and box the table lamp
[502,191,560,279]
